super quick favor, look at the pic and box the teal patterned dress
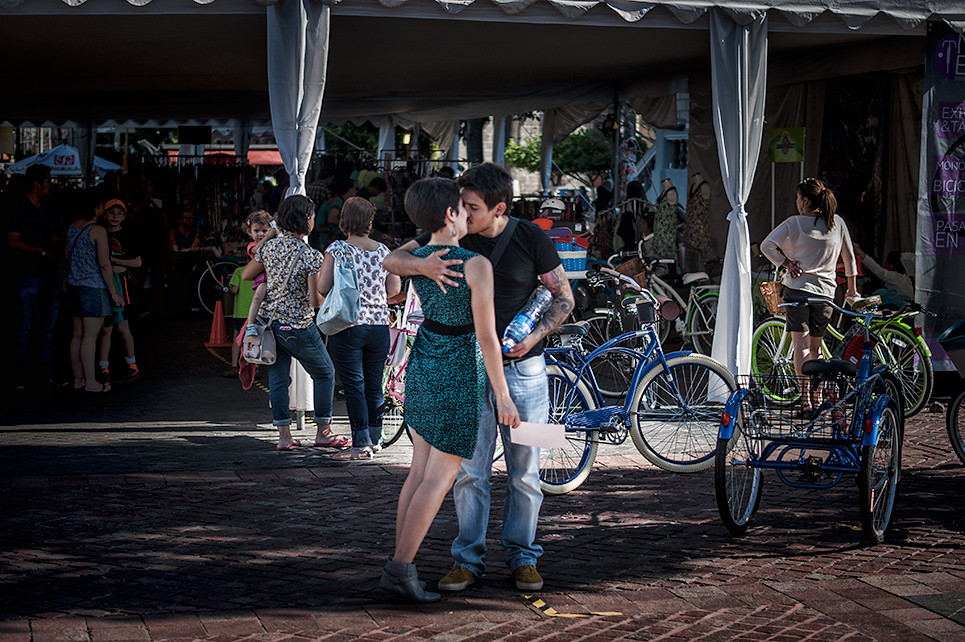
[405,245,485,459]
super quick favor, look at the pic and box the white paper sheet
[508,421,567,449]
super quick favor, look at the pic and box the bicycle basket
[759,280,784,316]
[737,373,855,440]
[624,295,656,325]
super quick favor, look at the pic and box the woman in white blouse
[319,197,402,460]
[761,178,859,413]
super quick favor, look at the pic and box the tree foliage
[505,128,613,180]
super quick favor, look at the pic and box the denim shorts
[68,285,111,318]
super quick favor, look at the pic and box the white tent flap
[709,7,767,377]
[267,0,330,197]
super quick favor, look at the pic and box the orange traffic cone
[204,300,232,348]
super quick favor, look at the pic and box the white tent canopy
[4,0,964,374]
[6,144,121,177]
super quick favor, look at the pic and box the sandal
[330,447,373,461]
[313,435,351,448]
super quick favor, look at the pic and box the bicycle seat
[557,324,587,338]
[801,358,856,378]
[682,272,709,286]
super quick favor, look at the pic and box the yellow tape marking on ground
[522,595,622,618]
[206,346,270,394]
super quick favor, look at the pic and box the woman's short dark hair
[275,195,314,236]
[339,196,375,236]
[404,178,459,233]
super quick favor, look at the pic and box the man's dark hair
[339,196,375,236]
[368,177,387,193]
[25,164,51,192]
[457,162,513,211]
[333,176,355,198]
[404,178,459,233]
[275,194,314,236]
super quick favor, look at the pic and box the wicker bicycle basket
[759,280,785,316]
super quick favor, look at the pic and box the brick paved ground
[1,316,963,641]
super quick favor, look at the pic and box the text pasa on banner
[52,154,76,167]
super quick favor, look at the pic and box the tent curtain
[267,0,330,198]
[709,8,767,377]
[232,118,252,159]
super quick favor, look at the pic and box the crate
[556,239,587,271]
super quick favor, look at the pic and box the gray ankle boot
[380,560,440,603]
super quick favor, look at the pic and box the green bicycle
[750,301,933,417]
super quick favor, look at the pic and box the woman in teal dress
[380,177,519,604]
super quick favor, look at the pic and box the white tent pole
[492,115,507,165]
[539,110,556,195]
[708,8,768,377]
[377,119,395,165]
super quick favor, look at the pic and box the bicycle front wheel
[714,396,764,535]
[630,354,737,472]
[381,398,408,447]
[751,318,800,405]
[197,260,238,315]
[859,400,902,545]
[945,390,965,466]
[873,327,933,418]
[540,364,598,494]
[687,291,719,354]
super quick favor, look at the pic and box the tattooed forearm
[534,265,574,338]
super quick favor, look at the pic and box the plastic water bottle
[502,286,554,353]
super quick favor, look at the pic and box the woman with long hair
[761,177,858,414]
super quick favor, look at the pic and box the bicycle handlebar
[599,267,645,292]
[781,295,934,321]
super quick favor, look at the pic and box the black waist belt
[421,318,475,336]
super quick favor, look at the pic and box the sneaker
[115,364,140,383]
[438,565,477,592]
[513,565,543,591]
[97,367,110,384]
[371,443,383,453]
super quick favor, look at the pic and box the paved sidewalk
[1,317,964,641]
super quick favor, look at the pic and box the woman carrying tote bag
[241,195,348,451]
[318,197,402,460]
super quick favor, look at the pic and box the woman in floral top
[319,197,402,460]
[242,195,344,451]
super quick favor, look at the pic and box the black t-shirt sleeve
[414,232,430,247]
[523,221,562,276]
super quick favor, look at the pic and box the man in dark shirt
[385,163,574,593]
[8,164,64,389]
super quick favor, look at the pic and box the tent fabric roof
[1,0,958,126]
[4,0,962,32]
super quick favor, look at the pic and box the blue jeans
[15,276,61,378]
[267,322,335,427]
[451,355,548,576]
[327,324,390,448]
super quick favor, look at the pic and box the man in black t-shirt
[385,163,574,593]
[7,164,64,389]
